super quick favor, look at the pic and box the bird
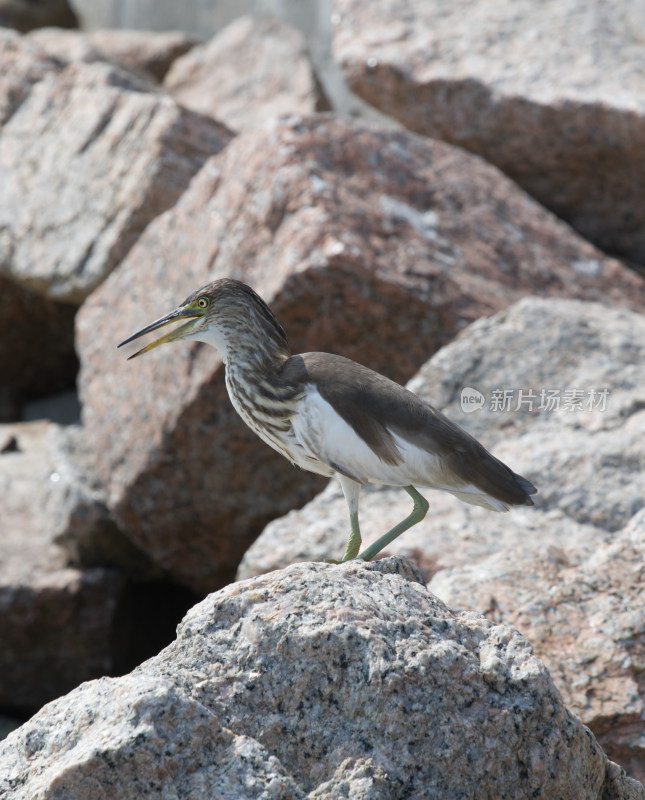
[118,279,536,563]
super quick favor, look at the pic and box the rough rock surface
[0,420,200,712]
[22,27,102,68]
[27,27,201,82]
[333,0,645,264]
[0,421,127,712]
[430,509,645,783]
[2,558,641,799]
[82,28,199,82]
[0,38,231,302]
[164,15,329,130]
[77,113,645,593]
[43,424,159,578]
[239,296,645,780]
[0,29,61,124]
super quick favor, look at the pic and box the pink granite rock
[334,0,645,264]
[164,15,329,130]
[27,27,200,82]
[0,39,231,302]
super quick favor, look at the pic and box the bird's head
[117,288,214,360]
[117,279,289,363]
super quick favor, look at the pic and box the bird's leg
[342,507,362,561]
[331,475,362,563]
[356,486,429,562]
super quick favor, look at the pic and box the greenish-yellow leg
[341,509,362,561]
[357,486,429,562]
[326,475,362,563]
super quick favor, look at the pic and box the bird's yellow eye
[197,297,209,309]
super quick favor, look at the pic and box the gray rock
[0,40,232,302]
[44,424,160,578]
[0,674,305,800]
[0,420,128,710]
[164,15,330,130]
[406,296,645,532]
[430,509,645,783]
[80,28,199,82]
[27,27,201,82]
[0,36,80,418]
[23,27,105,68]
[0,29,62,124]
[2,558,640,798]
[0,419,206,712]
[77,114,644,593]
[333,0,645,264]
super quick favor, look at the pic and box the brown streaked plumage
[118,278,536,562]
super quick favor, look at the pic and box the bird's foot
[323,554,364,565]
[325,511,363,564]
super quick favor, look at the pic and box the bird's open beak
[117,306,204,359]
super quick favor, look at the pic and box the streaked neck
[193,318,290,371]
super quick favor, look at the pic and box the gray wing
[281,352,536,507]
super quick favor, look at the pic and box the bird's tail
[448,470,537,512]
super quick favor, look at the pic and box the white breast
[225,371,334,479]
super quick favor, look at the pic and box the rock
[2,674,306,799]
[77,114,645,593]
[408,298,645,532]
[333,0,645,265]
[42,424,161,578]
[0,40,232,303]
[2,558,641,799]
[27,27,201,82]
[164,15,330,130]
[0,564,127,714]
[23,27,104,67]
[0,421,127,711]
[0,28,62,125]
[0,277,77,422]
[0,0,78,33]
[430,509,645,783]
[85,28,200,82]
[0,420,199,713]
[239,296,645,780]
